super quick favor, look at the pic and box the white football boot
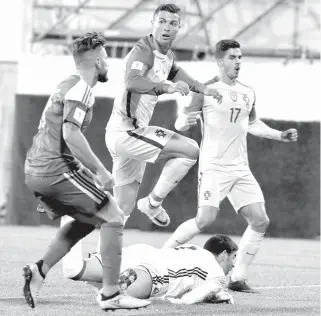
[97,289,151,311]
[137,197,170,227]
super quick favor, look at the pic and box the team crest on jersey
[230,91,238,102]
[155,129,166,138]
[204,191,211,200]
[242,94,250,110]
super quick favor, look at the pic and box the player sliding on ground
[22,32,150,311]
[163,39,298,293]
[61,229,237,305]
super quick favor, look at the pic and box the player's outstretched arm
[125,44,188,96]
[248,107,298,142]
[175,93,204,132]
[168,62,222,101]
[166,279,233,305]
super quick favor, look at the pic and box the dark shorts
[25,168,109,223]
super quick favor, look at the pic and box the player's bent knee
[186,140,199,160]
[252,214,270,230]
[96,192,125,225]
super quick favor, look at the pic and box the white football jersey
[119,244,226,299]
[199,80,255,171]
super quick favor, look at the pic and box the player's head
[214,39,242,80]
[203,234,238,275]
[72,32,109,83]
[152,4,182,46]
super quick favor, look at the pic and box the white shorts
[198,168,265,212]
[105,126,174,186]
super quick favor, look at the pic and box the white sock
[150,158,196,207]
[60,216,84,279]
[95,215,130,252]
[163,218,201,248]
[231,226,265,282]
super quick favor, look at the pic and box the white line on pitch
[0,293,94,300]
[1,285,320,300]
[255,284,320,290]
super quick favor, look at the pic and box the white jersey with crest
[106,35,174,131]
[119,244,226,299]
[196,79,255,171]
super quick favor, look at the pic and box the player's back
[158,245,225,298]
[121,244,224,299]
[106,35,174,131]
[200,80,255,170]
[25,74,94,176]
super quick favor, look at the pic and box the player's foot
[137,197,170,227]
[22,264,45,308]
[227,279,259,293]
[97,289,151,311]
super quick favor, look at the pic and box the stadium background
[0,0,319,238]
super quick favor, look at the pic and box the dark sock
[42,220,95,270]
[100,291,120,301]
[35,260,46,279]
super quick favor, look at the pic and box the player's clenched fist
[184,111,202,127]
[281,128,298,142]
[167,80,190,96]
[203,86,223,103]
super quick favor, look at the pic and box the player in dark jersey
[22,32,150,312]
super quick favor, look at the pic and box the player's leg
[130,127,199,226]
[60,215,85,280]
[144,128,199,208]
[23,174,96,308]
[65,250,153,299]
[227,172,267,293]
[163,171,231,248]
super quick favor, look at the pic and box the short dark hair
[203,234,238,255]
[153,3,181,19]
[72,32,106,56]
[214,39,241,59]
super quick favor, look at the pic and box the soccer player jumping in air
[105,4,222,227]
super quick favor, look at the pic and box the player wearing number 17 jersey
[164,40,298,292]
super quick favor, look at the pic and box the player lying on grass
[61,225,237,305]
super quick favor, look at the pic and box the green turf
[0,226,319,316]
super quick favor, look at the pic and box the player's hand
[203,86,222,103]
[185,111,202,127]
[95,167,115,190]
[167,81,190,96]
[281,128,298,142]
[206,290,235,305]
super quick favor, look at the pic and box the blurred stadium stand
[0,0,320,237]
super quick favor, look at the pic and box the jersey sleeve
[125,42,167,95]
[63,82,89,128]
[167,58,206,94]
